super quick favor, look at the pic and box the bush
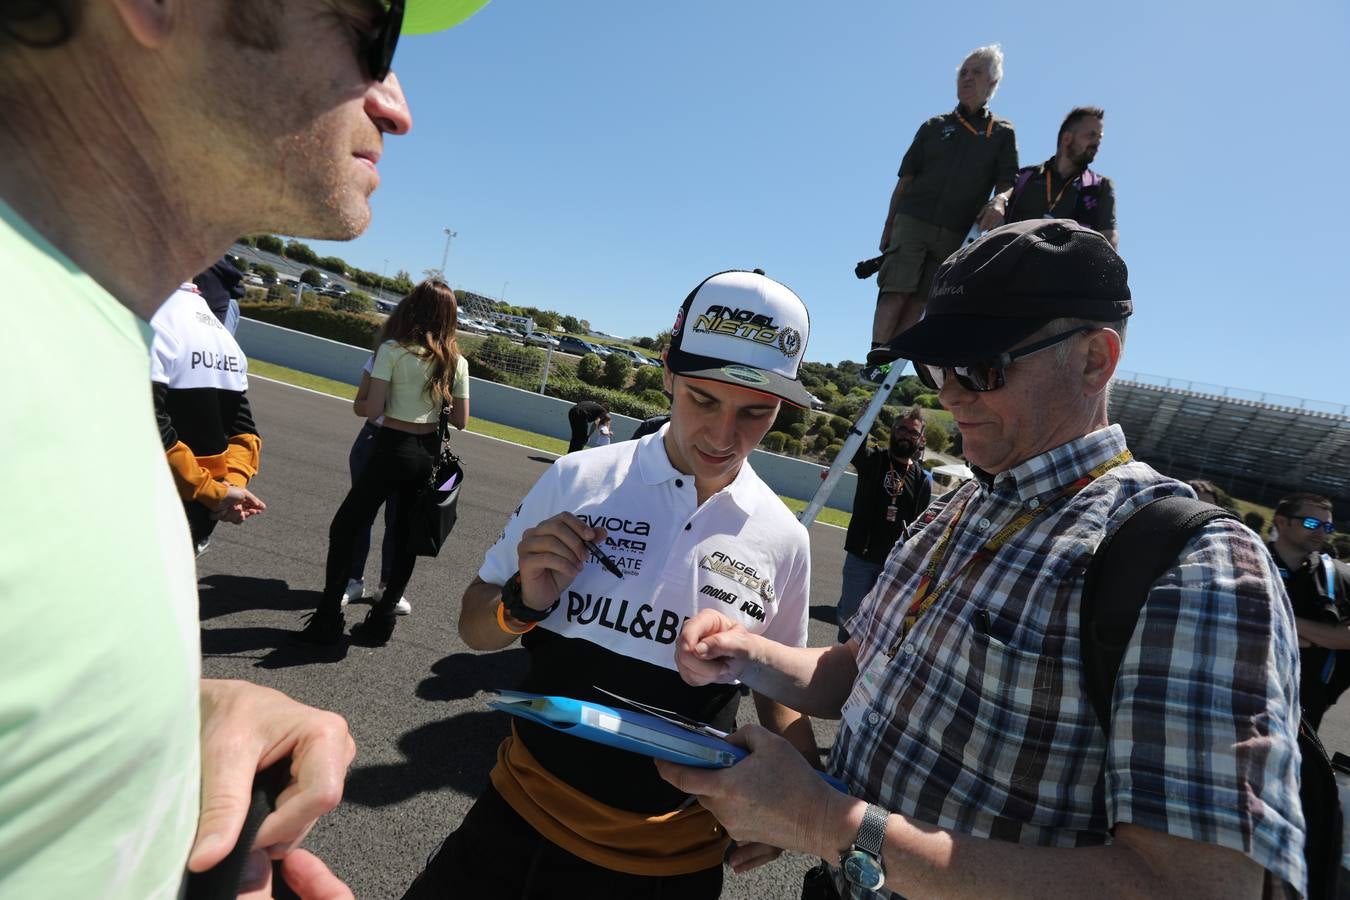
[830,416,851,435]
[895,375,928,404]
[255,234,285,254]
[540,373,666,420]
[299,268,324,287]
[762,432,788,453]
[875,406,897,429]
[824,442,844,459]
[251,262,278,281]
[915,393,942,410]
[631,365,665,393]
[473,335,543,377]
[332,290,373,314]
[772,402,809,434]
[812,433,833,453]
[924,421,950,453]
[635,389,668,408]
[815,423,836,443]
[602,352,632,389]
[1243,511,1267,537]
[284,240,319,264]
[317,256,348,276]
[576,353,605,386]
[241,302,380,348]
[786,423,807,440]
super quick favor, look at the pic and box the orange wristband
[496,600,536,635]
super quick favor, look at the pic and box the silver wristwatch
[840,803,888,890]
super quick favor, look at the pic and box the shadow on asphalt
[416,649,530,701]
[809,603,840,625]
[526,455,556,465]
[344,710,509,806]
[199,575,351,668]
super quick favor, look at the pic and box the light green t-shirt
[371,340,470,423]
[0,200,201,898]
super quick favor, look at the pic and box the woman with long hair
[298,279,469,645]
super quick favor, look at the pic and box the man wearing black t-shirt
[1269,491,1350,730]
[566,399,608,453]
[1005,106,1119,248]
[837,408,932,641]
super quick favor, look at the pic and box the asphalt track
[200,377,1350,899]
[199,376,851,899]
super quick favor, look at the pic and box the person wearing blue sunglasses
[1270,492,1350,731]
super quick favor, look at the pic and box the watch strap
[500,572,559,623]
[854,803,888,856]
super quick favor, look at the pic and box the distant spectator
[193,255,247,334]
[1270,492,1350,730]
[299,279,469,647]
[1188,479,1221,506]
[151,282,265,556]
[1005,106,1119,248]
[836,407,932,641]
[630,414,671,441]
[866,44,1018,371]
[566,400,608,453]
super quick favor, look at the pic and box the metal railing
[1113,370,1349,417]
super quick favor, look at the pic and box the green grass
[249,357,853,527]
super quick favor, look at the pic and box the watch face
[842,850,885,891]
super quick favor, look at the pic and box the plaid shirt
[832,426,1305,897]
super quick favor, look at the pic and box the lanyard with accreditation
[888,449,1133,658]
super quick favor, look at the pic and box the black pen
[584,538,625,579]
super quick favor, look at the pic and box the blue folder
[488,690,847,791]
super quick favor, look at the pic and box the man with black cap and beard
[658,220,1305,898]
[836,407,931,642]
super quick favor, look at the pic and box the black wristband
[500,572,558,623]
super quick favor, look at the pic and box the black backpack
[1081,494,1341,899]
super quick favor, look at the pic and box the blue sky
[302,0,1349,406]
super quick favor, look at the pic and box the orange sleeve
[165,440,229,506]
[222,432,262,487]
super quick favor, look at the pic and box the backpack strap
[1009,166,1036,205]
[1079,495,1236,734]
[1079,168,1101,189]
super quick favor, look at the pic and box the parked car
[525,332,560,348]
[610,346,658,367]
[242,273,265,287]
[557,336,610,357]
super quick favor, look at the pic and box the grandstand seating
[1109,371,1350,525]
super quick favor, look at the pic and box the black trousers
[184,500,218,549]
[402,786,723,900]
[319,428,436,616]
[567,407,594,454]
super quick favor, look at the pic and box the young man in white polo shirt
[403,270,818,898]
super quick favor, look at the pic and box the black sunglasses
[363,0,405,82]
[914,325,1097,393]
[1290,516,1336,534]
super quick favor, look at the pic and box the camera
[854,255,884,280]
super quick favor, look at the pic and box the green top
[372,340,470,423]
[0,199,201,898]
[895,106,1019,233]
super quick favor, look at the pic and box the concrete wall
[237,318,857,512]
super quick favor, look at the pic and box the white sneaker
[378,585,412,616]
[341,578,365,607]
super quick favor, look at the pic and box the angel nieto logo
[692,305,801,359]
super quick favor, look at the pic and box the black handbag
[407,400,464,558]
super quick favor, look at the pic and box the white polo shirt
[480,424,810,811]
[480,424,810,665]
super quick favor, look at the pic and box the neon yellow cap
[403,0,490,35]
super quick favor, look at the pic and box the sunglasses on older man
[361,0,405,82]
[914,325,1097,394]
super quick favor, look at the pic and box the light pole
[501,280,509,304]
[439,227,457,277]
[381,258,389,299]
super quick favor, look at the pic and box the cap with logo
[403,0,491,35]
[884,218,1132,367]
[665,269,812,408]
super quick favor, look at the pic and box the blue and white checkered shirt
[833,425,1305,897]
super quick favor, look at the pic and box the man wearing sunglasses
[0,0,484,897]
[658,219,1306,898]
[1270,492,1350,730]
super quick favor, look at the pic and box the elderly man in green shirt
[866,44,1019,373]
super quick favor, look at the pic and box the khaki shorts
[877,212,967,300]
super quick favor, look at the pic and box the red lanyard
[888,450,1133,656]
[954,110,994,138]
